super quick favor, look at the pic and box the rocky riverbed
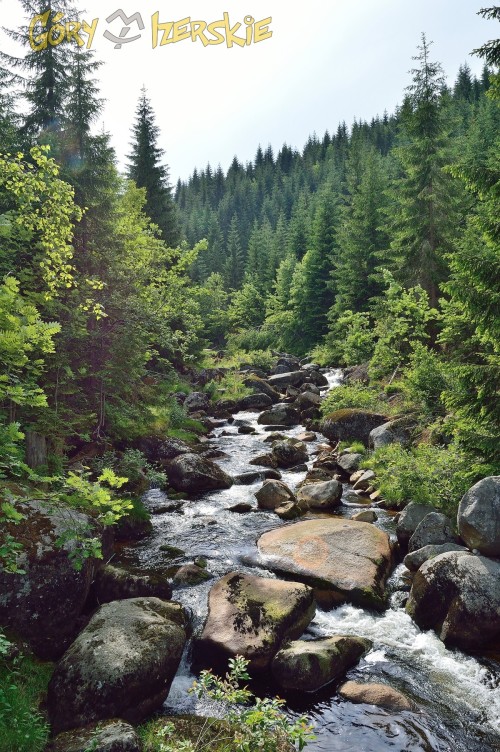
[4,363,500,751]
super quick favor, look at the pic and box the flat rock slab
[195,572,315,673]
[339,681,412,711]
[258,519,392,610]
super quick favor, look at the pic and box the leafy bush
[400,344,447,419]
[93,449,167,490]
[362,443,495,515]
[320,310,375,367]
[369,272,436,380]
[140,656,314,752]
[320,383,390,416]
[0,634,52,752]
[207,373,252,403]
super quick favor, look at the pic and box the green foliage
[322,310,374,366]
[207,373,252,403]
[362,443,494,515]
[0,276,60,416]
[400,343,447,419]
[141,657,315,751]
[369,271,436,379]
[0,637,52,752]
[92,448,168,490]
[321,383,389,416]
[0,147,80,299]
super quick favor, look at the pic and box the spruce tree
[1,0,73,137]
[385,35,459,307]
[224,216,245,290]
[127,88,180,246]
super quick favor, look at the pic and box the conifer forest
[0,4,499,752]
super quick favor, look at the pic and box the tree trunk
[25,431,48,470]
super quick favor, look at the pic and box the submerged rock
[272,635,371,693]
[406,551,500,649]
[457,476,500,557]
[339,680,412,711]
[195,572,315,673]
[48,598,188,734]
[258,518,392,610]
[166,453,233,493]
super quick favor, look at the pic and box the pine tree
[127,88,180,246]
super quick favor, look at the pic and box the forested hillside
[178,32,499,461]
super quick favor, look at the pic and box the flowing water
[117,370,500,752]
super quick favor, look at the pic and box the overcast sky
[0,1,497,181]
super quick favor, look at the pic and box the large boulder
[166,453,233,493]
[258,405,301,427]
[306,370,329,388]
[238,393,273,411]
[0,500,108,660]
[336,453,363,476]
[45,720,142,752]
[93,565,172,604]
[272,439,309,469]
[368,418,415,450]
[243,376,280,403]
[195,573,315,673]
[271,635,371,693]
[406,551,500,649]
[396,502,438,547]
[258,519,392,610]
[295,391,322,412]
[255,480,296,511]
[457,476,500,557]
[184,392,210,413]
[267,371,306,389]
[321,410,388,446]
[296,480,343,510]
[403,543,467,572]
[137,436,191,465]
[408,512,457,553]
[338,681,412,711]
[48,598,188,734]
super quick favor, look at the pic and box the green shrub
[92,449,168,491]
[208,373,252,403]
[362,443,495,515]
[140,656,314,752]
[0,635,52,752]
[400,344,447,419]
[320,383,390,416]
